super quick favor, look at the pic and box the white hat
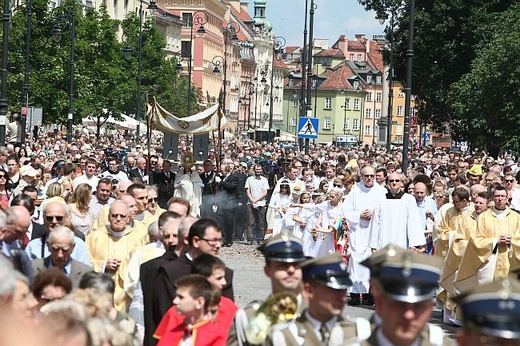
[20,165,38,177]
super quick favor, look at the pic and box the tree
[449,3,520,155]
[357,0,516,147]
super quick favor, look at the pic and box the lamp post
[21,0,32,146]
[268,36,286,141]
[402,0,416,175]
[377,6,395,151]
[184,11,207,117]
[341,100,348,135]
[52,0,76,143]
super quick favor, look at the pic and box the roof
[285,46,301,54]
[367,41,384,72]
[348,40,366,51]
[274,52,289,69]
[229,3,253,22]
[318,63,357,91]
[314,48,344,58]
[156,4,181,18]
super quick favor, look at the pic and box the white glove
[215,176,221,183]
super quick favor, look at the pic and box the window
[344,118,349,131]
[353,99,360,110]
[366,92,372,102]
[364,125,371,136]
[349,53,354,61]
[324,97,332,109]
[367,75,372,84]
[288,79,294,87]
[290,118,297,126]
[398,89,404,97]
[353,119,359,131]
[181,41,191,58]
[397,105,403,116]
[375,109,382,118]
[323,117,331,129]
[376,92,382,102]
[376,76,382,84]
[182,13,192,26]
[396,124,403,136]
[344,98,350,109]
[365,108,372,118]
[357,54,362,62]
[292,99,298,107]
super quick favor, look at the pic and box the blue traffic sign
[297,117,319,139]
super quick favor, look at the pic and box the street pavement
[220,241,458,339]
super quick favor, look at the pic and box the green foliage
[357,0,518,152]
[3,0,191,138]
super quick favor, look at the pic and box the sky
[250,0,385,47]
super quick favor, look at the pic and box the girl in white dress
[268,181,291,236]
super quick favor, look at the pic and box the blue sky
[250,0,385,47]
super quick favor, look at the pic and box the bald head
[43,201,67,232]
[3,206,31,244]
[470,184,486,201]
[413,182,427,202]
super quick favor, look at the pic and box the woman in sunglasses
[0,168,11,209]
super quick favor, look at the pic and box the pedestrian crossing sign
[297,117,319,139]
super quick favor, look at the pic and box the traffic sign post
[297,117,319,139]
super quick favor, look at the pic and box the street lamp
[0,0,10,145]
[268,36,286,141]
[377,5,395,151]
[183,11,207,117]
[52,1,76,143]
[341,100,348,135]
[21,0,33,145]
[402,0,416,174]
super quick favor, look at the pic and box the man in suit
[141,212,192,346]
[31,226,92,287]
[199,159,218,219]
[265,252,371,345]
[217,162,239,247]
[153,218,233,342]
[360,244,452,346]
[153,159,176,209]
[129,156,149,183]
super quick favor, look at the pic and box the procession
[0,118,520,346]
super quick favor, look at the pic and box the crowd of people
[1,128,520,345]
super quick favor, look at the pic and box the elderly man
[31,226,93,287]
[265,253,371,345]
[86,199,147,311]
[25,201,91,266]
[1,207,34,284]
[369,172,425,251]
[343,165,387,306]
[361,244,452,345]
[146,185,165,221]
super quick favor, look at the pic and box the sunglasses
[148,197,158,203]
[505,179,515,183]
[388,179,401,183]
[110,213,127,219]
[334,184,342,187]
[0,175,6,178]
[45,215,64,222]
[363,174,375,178]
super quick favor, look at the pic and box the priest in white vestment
[368,172,426,251]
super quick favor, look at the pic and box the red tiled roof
[285,46,300,54]
[331,35,348,49]
[274,52,289,69]
[314,48,344,58]
[318,63,356,91]
[229,4,253,22]
[348,40,365,51]
[367,41,384,72]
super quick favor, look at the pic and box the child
[155,274,227,346]
[154,255,237,342]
